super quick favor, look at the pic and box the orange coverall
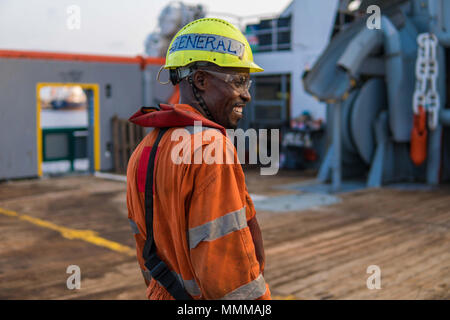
[126,103,270,300]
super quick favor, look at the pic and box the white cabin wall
[253,0,339,122]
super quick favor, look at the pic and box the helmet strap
[187,75,215,122]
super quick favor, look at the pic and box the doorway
[36,83,100,176]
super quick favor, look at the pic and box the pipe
[337,27,383,78]
[332,101,342,192]
[428,0,450,46]
[381,15,417,143]
[427,125,443,185]
[440,109,450,125]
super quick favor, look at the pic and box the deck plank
[0,172,448,299]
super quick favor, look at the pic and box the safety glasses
[200,69,252,92]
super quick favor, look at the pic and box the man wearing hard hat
[126,18,270,300]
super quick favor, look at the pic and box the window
[245,15,292,53]
[249,74,291,127]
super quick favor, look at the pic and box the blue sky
[0,0,291,55]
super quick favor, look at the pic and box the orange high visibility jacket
[126,104,271,300]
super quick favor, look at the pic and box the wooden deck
[259,185,450,299]
[0,172,448,299]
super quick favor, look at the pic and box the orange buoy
[410,105,427,166]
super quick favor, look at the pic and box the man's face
[193,66,251,129]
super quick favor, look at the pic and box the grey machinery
[303,0,450,191]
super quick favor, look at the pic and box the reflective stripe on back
[188,207,247,249]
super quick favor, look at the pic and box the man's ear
[193,71,208,92]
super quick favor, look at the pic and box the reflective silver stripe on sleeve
[173,271,201,297]
[145,268,201,296]
[220,274,267,300]
[129,219,140,234]
[141,269,152,281]
[143,266,201,296]
[189,207,247,249]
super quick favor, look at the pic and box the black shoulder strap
[142,127,193,300]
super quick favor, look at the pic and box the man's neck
[180,97,208,119]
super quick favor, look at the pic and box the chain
[426,34,439,130]
[413,33,440,130]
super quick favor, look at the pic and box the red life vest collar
[128,104,226,136]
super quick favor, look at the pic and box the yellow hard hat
[164,18,263,73]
